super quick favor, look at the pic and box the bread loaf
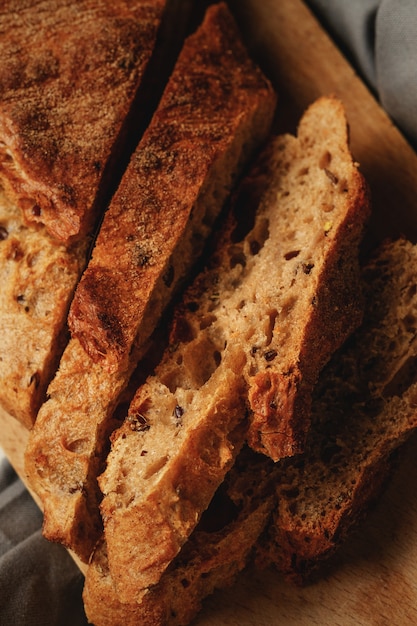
[257,238,417,583]
[24,2,277,563]
[98,95,369,602]
[0,0,194,426]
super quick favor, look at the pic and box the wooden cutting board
[2,0,417,623]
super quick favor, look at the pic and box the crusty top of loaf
[67,1,276,368]
[0,0,166,242]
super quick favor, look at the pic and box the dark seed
[302,263,314,274]
[128,412,150,432]
[264,349,278,362]
[29,372,40,388]
[175,405,184,418]
[324,168,338,185]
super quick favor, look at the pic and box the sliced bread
[24,2,277,563]
[0,184,86,426]
[83,447,276,626]
[98,95,370,602]
[0,0,194,426]
[257,238,417,583]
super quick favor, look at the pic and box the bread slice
[0,0,194,426]
[83,447,276,626]
[98,95,370,602]
[0,0,191,244]
[0,184,86,427]
[257,238,417,583]
[24,2,277,563]
[67,1,276,372]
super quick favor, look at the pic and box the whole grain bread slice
[0,185,86,427]
[0,0,194,426]
[257,238,417,583]
[98,96,370,602]
[83,447,276,626]
[24,2,277,563]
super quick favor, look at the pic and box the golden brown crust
[68,1,277,368]
[0,0,166,243]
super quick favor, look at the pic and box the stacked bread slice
[24,2,277,563]
[256,237,417,583]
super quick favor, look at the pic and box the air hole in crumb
[229,249,246,269]
[338,178,349,193]
[319,151,332,169]
[298,166,309,176]
[281,296,297,317]
[284,250,300,261]
[250,240,261,255]
[321,202,334,213]
[171,317,195,344]
[62,437,89,454]
[213,350,221,366]
[144,455,169,480]
[266,309,278,345]
[199,314,217,330]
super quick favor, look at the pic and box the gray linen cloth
[1,1,417,624]
[0,457,87,625]
[307,0,417,149]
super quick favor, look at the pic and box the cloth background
[307,0,417,149]
[1,1,416,624]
